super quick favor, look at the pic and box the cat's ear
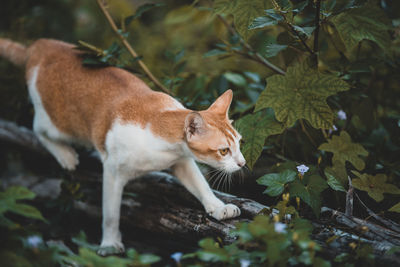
[207,89,233,116]
[184,112,206,140]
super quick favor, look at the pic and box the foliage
[319,131,369,171]
[182,215,329,266]
[331,1,391,52]
[0,0,400,265]
[255,61,350,129]
[351,171,400,202]
[0,186,46,227]
[235,109,284,169]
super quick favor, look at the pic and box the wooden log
[1,119,400,263]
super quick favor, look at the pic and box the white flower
[337,110,347,120]
[240,259,251,267]
[274,222,287,233]
[328,125,338,134]
[27,235,42,248]
[296,164,309,175]
[171,252,183,263]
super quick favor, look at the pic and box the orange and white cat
[0,38,245,254]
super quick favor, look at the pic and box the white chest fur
[104,121,188,178]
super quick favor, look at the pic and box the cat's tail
[0,38,27,67]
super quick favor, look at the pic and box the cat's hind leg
[32,109,79,171]
[35,132,79,171]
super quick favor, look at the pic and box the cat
[0,38,246,255]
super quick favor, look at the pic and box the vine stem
[217,15,286,75]
[271,0,314,56]
[313,0,321,66]
[95,0,173,95]
[299,119,317,147]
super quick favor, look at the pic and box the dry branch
[95,0,172,95]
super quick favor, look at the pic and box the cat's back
[24,39,165,148]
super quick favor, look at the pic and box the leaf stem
[299,119,317,147]
[95,0,173,95]
[217,15,286,75]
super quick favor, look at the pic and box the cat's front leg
[172,158,240,220]
[97,161,127,256]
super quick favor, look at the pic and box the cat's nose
[237,159,246,168]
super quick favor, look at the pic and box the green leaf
[257,170,297,196]
[197,238,229,262]
[0,186,46,224]
[388,202,400,213]
[214,0,273,40]
[7,203,46,221]
[125,3,164,26]
[235,111,284,169]
[248,16,278,30]
[331,1,391,52]
[255,62,350,129]
[292,25,315,37]
[138,254,161,265]
[352,171,400,202]
[289,175,328,216]
[0,186,36,200]
[265,44,288,58]
[223,72,246,87]
[203,49,229,58]
[65,247,130,267]
[319,131,368,170]
[325,170,346,192]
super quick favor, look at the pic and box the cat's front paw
[209,204,241,220]
[97,241,125,256]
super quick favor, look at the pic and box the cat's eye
[219,148,230,156]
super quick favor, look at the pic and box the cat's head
[184,90,245,173]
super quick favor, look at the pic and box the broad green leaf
[265,44,288,58]
[352,171,400,202]
[319,131,368,170]
[214,0,273,40]
[257,170,297,196]
[235,111,284,169]
[255,62,350,129]
[388,202,400,213]
[325,170,346,192]
[331,1,391,52]
[289,175,328,216]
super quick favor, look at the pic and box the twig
[217,15,286,75]
[354,192,400,234]
[271,0,314,56]
[95,0,172,95]
[345,176,354,216]
[313,0,321,66]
